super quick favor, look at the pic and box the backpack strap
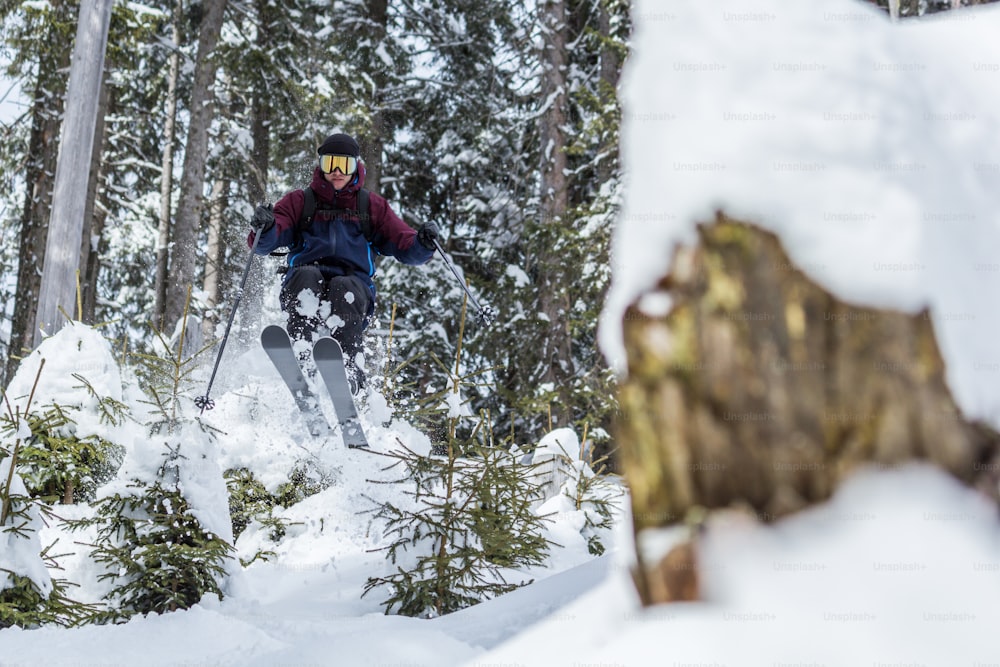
[357,188,373,242]
[299,186,317,228]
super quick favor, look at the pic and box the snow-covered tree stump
[617,215,1000,605]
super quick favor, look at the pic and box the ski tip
[261,324,291,343]
[313,335,344,350]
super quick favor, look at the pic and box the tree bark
[618,216,1000,605]
[153,0,184,331]
[201,178,227,342]
[538,0,569,221]
[237,0,273,340]
[34,0,114,346]
[6,102,61,382]
[596,0,620,185]
[248,0,271,203]
[4,2,73,384]
[359,0,389,193]
[79,68,112,324]
[164,0,228,334]
[534,0,574,426]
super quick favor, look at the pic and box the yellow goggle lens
[320,154,358,175]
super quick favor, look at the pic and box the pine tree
[366,315,551,618]
[9,381,126,505]
[81,446,233,620]
[68,314,234,621]
[364,434,551,618]
[75,452,233,623]
[1,367,100,628]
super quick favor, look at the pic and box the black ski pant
[280,266,371,382]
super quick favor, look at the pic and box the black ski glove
[252,203,275,234]
[417,223,439,250]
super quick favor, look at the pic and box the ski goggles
[319,154,358,175]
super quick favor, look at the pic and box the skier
[249,132,439,392]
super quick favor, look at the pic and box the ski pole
[195,222,265,412]
[432,238,496,327]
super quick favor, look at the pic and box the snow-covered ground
[0,167,623,661]
[6,0,1000,665]
[2,323,625,666]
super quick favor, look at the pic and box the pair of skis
[261,325,368,449]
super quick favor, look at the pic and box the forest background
[0,0,630,454]
[0,0,985,454]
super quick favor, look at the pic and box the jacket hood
[310,160,367,203]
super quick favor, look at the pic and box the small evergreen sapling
[364,417,552,618]
[366,295,552,617]
[2,370,101,628]
[224,466,317,565]
[12,375,127,504]
[71,311,234,621]
[80,444,234,621]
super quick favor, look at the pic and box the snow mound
[478,465,1000,666]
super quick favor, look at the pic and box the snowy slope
[1,323,623,665]
[479,466,1000,667]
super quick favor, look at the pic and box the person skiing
[249,132,438,392]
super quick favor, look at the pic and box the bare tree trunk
[249,93,270,200]
[238,0,273,338]
[596,0,620,185]
[201,178,227,341]
[360,0,388,192]
[164,0,228,333]
[34,0,114,346]
[4,2,72,384]
[249,0,271,203]
[79,68,112,324]
[535,0,574,426]
[153,0,184,331]
[6,102,61,381]
[618,217,1000,605]
[538,0,569,232]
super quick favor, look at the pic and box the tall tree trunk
[4,2,72,383]
[360,0,388,192]
[239,0,273,339]
[535,0,574,426]
[249,0,271,203]
[153,0,184,331]
[164,0,228,333]
[538,0,569,226]
[201,178,227,341]
[34,0,114,347]
[6,100,62,381]
[79,68,112,324]
[596,0,620,185]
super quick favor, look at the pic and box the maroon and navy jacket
[250,162,433,302]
